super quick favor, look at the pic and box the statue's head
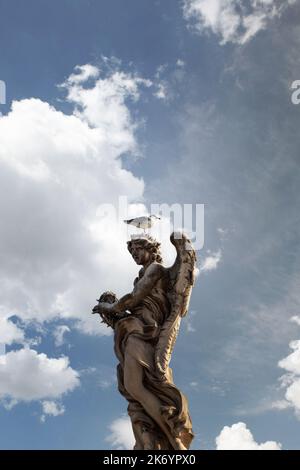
[127,236,163,266]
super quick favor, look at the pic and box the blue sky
[0,0,300,450]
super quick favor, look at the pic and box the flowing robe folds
[113,271,194,450]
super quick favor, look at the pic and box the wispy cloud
[183,0,297,45]
[40,400,65,422]
[291,316,300,327]
[200,250,222,272]
[53,325,70,347]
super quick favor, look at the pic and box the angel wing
[155,232,197,379]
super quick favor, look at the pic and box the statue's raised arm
[92,232,197,450]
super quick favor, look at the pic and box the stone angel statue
[92,232,197,450]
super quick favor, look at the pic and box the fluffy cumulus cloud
[183,0,296,45]
[0,59,154,336]
[276,318,300,417]
[0,348,79,406]
[106,416,135,450]
[0,59,178,416]
[216,422,282,449]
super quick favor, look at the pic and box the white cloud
[0,60,154,335]
[176,59,185,68]
[61,62,152,154]
[186,320,196,333]
[65,64,100,85]
[271,399,292,411]
[98,378,114,390]
[277,324,300,416]
[53,325,70,347]
[200,250,222,272]
[40,400,65,422]
[284,379,300,416]
[0,314,24,346]
[189,381,199,388]
[186,309,197,333]
[183,0,295,45]
[154,82,168,100]
[216,422,282,450]
[279,340,300,375]
[291,316,300,326]
[106,416,135,450]
[0,348,79,405]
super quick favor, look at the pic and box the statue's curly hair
[127,236,163,264]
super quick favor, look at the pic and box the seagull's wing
[124,216,152,228]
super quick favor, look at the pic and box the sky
[0,0,300,450]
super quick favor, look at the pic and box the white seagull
[124,215,161,232]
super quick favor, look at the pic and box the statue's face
[130,244,150,266]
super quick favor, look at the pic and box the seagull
[124,215,161,232]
